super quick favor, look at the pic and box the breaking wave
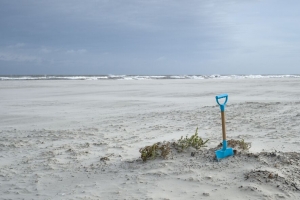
[0,74,299,81]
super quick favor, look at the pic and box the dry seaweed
[139,142,171,162]
[218,139,251,151]
[100,153,114,162]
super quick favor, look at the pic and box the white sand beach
[1,78,300,199]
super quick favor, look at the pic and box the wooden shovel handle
[221,111,226,140]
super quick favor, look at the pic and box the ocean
[0,74,300,81]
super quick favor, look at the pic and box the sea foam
[0,74,299,81]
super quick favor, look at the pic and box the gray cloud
[0,52,41,62]
[0,0,300,75]
[66,49,87,54]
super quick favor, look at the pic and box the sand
[0,78,300,199]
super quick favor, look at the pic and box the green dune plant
[175,127,209,152]
[139,128,209,161]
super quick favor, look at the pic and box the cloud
[40,48,52,53]
[7,43,25,48]
[66,49,87,54]
[156,56,166,61]
[1,0,300,75]
[0,52,41,62]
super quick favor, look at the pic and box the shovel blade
[215,148,234,160]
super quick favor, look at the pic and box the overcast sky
[0,0,300,75]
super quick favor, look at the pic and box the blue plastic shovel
[215,94,234,160]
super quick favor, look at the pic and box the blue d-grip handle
[216,94,228,111]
